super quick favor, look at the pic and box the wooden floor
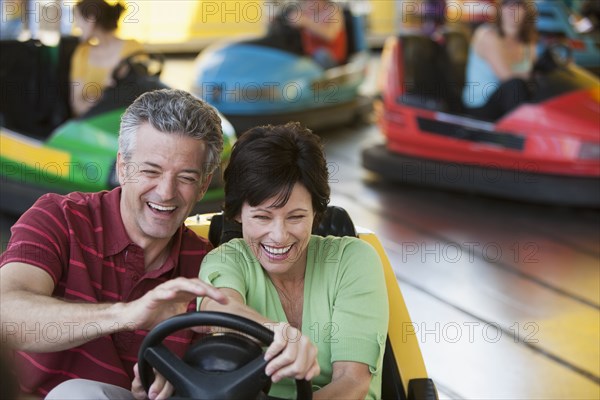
[324,123,600,399]
[1,53,598,399]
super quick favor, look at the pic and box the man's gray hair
[119,89,224,177]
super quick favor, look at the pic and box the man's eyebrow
[140,161,161,169]
[140,162,202,175]
[180,169,202,176]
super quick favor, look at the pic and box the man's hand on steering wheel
[132,363,173,400]
[125,277,227,332]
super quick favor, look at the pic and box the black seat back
[442,30,469,112]
[0,37,77,137]
[342,8,357,61]
[399,32,469,114]
[399,35,450,111]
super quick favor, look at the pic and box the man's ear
[116,153,125,186]
[196,173,213,202]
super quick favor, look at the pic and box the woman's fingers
[306,359,321,381]
[264,323,319,382]
[270,338,318,382]
[263,323,289,362]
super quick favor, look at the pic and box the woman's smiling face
[501,2,527,37]
[239,182,314,278]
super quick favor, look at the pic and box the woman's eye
[289,215,305,220]
[253,215,270,220]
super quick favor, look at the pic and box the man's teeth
[148,202,176,212]
[262,244,292,255]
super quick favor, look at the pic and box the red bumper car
[362,33,600,207]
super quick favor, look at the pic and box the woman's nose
[269,219,289,243]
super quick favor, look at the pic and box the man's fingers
[148,369,167,400]
[190,325,213,334]
[154,278,228,304]
[155,381,174,400]
[131,364,147,400]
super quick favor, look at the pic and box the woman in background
[70,0,143,117]
[462,0,537,121]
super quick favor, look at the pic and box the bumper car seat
[0,36,78,137]
[398,32,467,114]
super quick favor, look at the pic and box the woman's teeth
[262,244,292,255]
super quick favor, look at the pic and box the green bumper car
[0,37,235,215]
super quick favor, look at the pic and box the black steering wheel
[111,51,165,85]
[533,43,573,74]
[138,311,313,400]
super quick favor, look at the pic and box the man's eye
[141,170,159,176]
[179,176,198,184]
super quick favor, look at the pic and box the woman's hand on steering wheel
[264,322,320,383]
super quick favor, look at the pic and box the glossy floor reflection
[323,122,599,399]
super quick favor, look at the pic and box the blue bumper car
[191,8,372,134]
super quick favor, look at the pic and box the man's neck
[143,238,173,272]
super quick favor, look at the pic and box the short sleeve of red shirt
[0,193,71,284]
[0,189,214,396]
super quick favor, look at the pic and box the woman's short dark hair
[223,123,330,226]
[76,0,124,32]
[496,0,538,43]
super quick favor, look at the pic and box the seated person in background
[462,0,537,121]
[290,0,347,68]
[70,0,143,117]
[199,123,389,399]
[0,89,228,400]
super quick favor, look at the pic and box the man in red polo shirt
[0,89,228,399]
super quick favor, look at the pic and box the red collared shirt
[0,187,211,397]
[301,24,348,64]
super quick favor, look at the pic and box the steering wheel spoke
[143,344,213,398]
[217,355,271,396]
